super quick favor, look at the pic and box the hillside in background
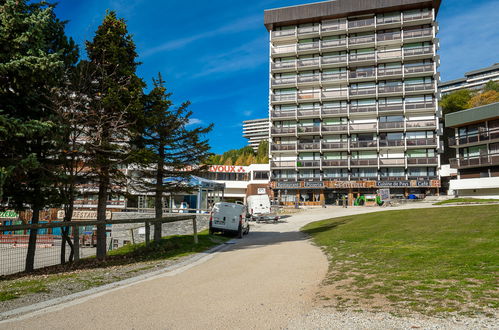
[208,140,269,166]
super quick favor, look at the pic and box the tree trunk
[154,153,164,242]
[25,207,40,273]
[96,169,110,260]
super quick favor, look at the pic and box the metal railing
[404,28,433,39]
[349,35,375,45]
[450,154,499,169]
[350,141,378,148]
[448,130,499,146]
[377,31,402,42]
[379,121,405,129]
[403,46,433,57]
[406,138,437,147]
[403,11,432,22]
[348,18,375,29]
[349,105,376,113]
[407,157,438,165]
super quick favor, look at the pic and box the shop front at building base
[271,179,441,206]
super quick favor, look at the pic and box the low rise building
[446,102,499,198]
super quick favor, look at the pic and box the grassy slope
[302,206,499,316]
[434,198,499,205]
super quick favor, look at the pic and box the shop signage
[379,189,391,201]
[57,210,112,220]
[329,181,375,188]
[377,181,410,187]
[208,165,247,173]
[276,182,301,189]
[0,210,18,219]
[304,181,324,188]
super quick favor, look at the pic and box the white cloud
[243,110,254,117]
[186,118,203,126]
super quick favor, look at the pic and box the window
[323,169,348,178]
[253,171,269,180]
[407,149,435,158]
[351,168,377,177]
[380,168,405,177]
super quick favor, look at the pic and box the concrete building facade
[243,118,270,151]
[446,102,499,199]
[265,0,443,206]
[440,63,499,95]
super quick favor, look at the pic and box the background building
[265,0,442,206]
[243,118,270,151]
[440,63,499,95]
[446,102,499,198]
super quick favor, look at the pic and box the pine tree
[84,11,145,259]
[0,0,78,272]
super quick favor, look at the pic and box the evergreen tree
[0,0,78,272]
[84,11,145,259]
[132,74,212,242]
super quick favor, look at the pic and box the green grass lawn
[302,206,499,316]
[434,198,499,205]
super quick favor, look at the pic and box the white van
[209,202,250,238]
[247,195,277,222]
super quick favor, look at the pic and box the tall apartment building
[440,63,499,95]
[265,0,442,206]
[446,102,499,198]
[243,118,270,151]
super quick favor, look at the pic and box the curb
[0,239,236,322]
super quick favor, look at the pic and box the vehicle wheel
[237,225,243,239]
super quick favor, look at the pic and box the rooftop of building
[440,63,499,88]
[264,0,441,30]
[445,102,499,127]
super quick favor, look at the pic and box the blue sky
[54,0,499,154]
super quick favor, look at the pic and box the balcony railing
[378,85,403,94]
[298,58,320,68]
[350,87,376,97]
[407,157,438,165]
[377,49,402,60]
[377,31,402,42]
[379,158,405,165]
[298,25,320,35]
[271,127,296,135]
[403,11,432,22]
[272,29,296,38]
[405,120,436,129]
[404,64,434,75]
[322,20,347,32]
[449,130,499,147]
[406,138,437,147]
[322,72,348,82]
[271,144,296,151]
[349,105,376,113]
[322,107,349,115]
[348,18,375,29]
[322,90,348,99]
[322,125,348,132]
[272,77,296,86]
[322,55,348,65]
[404,83,434,92]
[403,28,432,39]
[450,154,499,169]
[297,42,320,52]
[272,94,296,102]
[403,46,433,57]
[350,123,378,131]
[377,16,401,25]
[350,159,378,166]
[379,140,405,147]
[297,160,321,167]
[272,111,296,118]
[349,53,376,62]
[272,45,296,55]
[349,70,375,79]
[378,67,403,77]
[272,61,296,70]
[350,140,378,148]
[321,39,347,48]
[379,121,404,129]
[378,103,403,112]
[271,161,296,168]
[298,75,320,84]
[349,35,375,45]
[322,142,348,149]
[297,109,321,117]
[322,160,348,167]
[297,126,321,134]
[298,143,320,150]
[405,101,435,111]
[298,92,320,100]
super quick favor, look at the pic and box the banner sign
[304,181,325,188]
[57,210,112,220]
[377,181,410,187]
[209,165,247,173]
[272,179,441,189]
[276,182,301,189]
[0,211,18,219]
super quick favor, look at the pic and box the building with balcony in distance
[243,118,270,151]
[446,102,499,199]
[440,63,499,95]
[265,0,443,206]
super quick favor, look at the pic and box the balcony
[404,64,434,76]
[404,83,434,93]
[350,123,378,131]
[379,121,405,130]
[350,159,378,166]
[297,75,320,86]
[377,49,402,62]
[322,72,348,84]
[297,25,320,36]
[271,110,296,119]
[298,91,320,102]
[403,46,434,59]
[271,144,296,152]
[298,175,322,181]
[350,87,376,97]
[271,127,296,135]
[321,54,347,66]
[322,107,348,116]
[322,125,348,133]
[272,61,296,71]
[297,142,320,151]
[405,101,436,112]
[378,85,403,95]
[297,126,320,135]
[448,130,499,147]
[377,31,402,43]
[297,160,321,168]
[350,140,378,149]
[322,159,348,167]
[272,45,296,56]
[271,29,296,39]
[349,52,376,64]
[406,138,438,147]
[379,158,405,166]
[297,108,321,118]
[405,120,437,129]
[271,161,296,168]
[297,42,320,54]
[322,20,347,33]
[297,58,320,69]
[272,94,296,103]
[349,70,375,81]
[379,140,405,147]
[272,77,297,87]
[348,34,375,47]
[407,157,438,165]
[403,11,432,24]
[322,90,348,100]
[349,104,376,114]
[450,153,499,169]
[403,28,433,41]
[378,103,403,113]
[322,142,348,150]
[321,39,347,50]
[348,17,375,31]
[377,67,403,78]
[376,16,401,28]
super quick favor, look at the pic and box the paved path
[0,204,438,329]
